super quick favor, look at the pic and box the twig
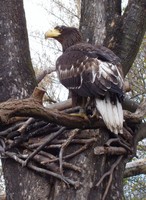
[36,68,56,83]
[17,118,35,134]
[105,138,119,146]
[50,138,97,163]
[105,137,132,153]
[0,122,24,136]
[23,127,66,166]
[4,151,79,187]
[59,129,80,174]
[96,156,123,200]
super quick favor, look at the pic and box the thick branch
[118,0,146,75]
[49,97,139,113]
[124,158,146,178]
[135,122,146,143]
[123,99,146,123]
[0,88,145,131]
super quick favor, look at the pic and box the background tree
[0,0,146,200]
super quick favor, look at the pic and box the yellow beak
[45,28,61,39]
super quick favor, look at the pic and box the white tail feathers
[95,96,123,134]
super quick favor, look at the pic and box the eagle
[45,26,124,134]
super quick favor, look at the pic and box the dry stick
[24,147,81,173]
[17,117,35,134]
[0,122,24,136]
[62,162,81,172]
[50,138,97,163]
[59,129,80,175]
[96,156,123,200]
[102,156,123,200]
[105,137,132,153]
[94,146,127,156]
[105,138,119,146]
[32,149,81,173]
[23,127,66,166]
[28,138,95,149]
[36,67,56,83]
[4,151,79,187]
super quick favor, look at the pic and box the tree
[0,0,146,200]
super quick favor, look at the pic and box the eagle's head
[45,25,82,51]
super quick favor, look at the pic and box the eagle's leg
[70,92,88,120]
[85,98,99,119]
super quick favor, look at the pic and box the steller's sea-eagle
[45,26,124,134]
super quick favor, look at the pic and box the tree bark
[0,1,49,199]
[0,0,36,102]
[1,0,146,200]
[80,0,146,76]
[78,0,146,199]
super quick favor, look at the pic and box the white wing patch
[98,60,123,87]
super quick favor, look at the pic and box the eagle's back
[56,43,124,100]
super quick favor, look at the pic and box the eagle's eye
[55,26,66,33]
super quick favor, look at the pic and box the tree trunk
[0,0,51,199]
[1,0,146,200]
[80,0,146,76]
[0,0,36,102]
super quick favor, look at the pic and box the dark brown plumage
[45,26,124,134]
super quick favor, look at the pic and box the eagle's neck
[62,32,82,52]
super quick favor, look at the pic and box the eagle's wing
[56,44,124,99]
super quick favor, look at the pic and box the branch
[0,88,145,137]
[135,122,146,143]
[36,67,56,83]
[123,98,146,123]
[96,156,123,200]
[4,151,80,187]
[94,146,127,156]
[122,96,139,112]
[124,158,146,178]
[23,127,66,166]
[119,0,146,76]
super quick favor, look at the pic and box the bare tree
[0,0,146,200]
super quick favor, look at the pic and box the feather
[95,95,123,134]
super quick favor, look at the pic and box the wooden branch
[122,96,139,113]
[23,127,66,166]
[124,158,146,178]
[59,129,80,174]
[118,0,146,76]
[4,151,79,187]
[135,122,146,143]
[47,99,72,111]
[123,98,146,123]
[36,67,56,83]
[0,88,145,132]
[0,91,103,129]
[48,96,139,113]
[96,156,123,200]
[94,146,127,156]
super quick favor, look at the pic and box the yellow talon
[70,112,88,120]
[71,108,89,120]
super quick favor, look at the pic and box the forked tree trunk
[1,0,146,199]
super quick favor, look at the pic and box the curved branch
[124,158,146,178]
[135,122,146,143]
[0,88,145,131]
